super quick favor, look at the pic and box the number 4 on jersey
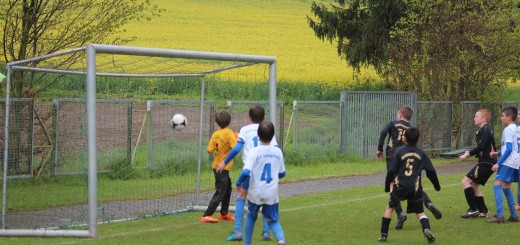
[261,163,273,183]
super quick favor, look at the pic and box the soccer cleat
[395,212,407,230]
[219,213,235,221]
[378,236,388,242]
[460,210,480,218]
[277,241,287,245]
[478,212,489,218]
[507,216,520,222]
[226,232,242,241]
[426,203,442,220]
[516,204,520,211]
[487,216,506,223]
[423,228,435,243]
[261,231,272,241]
[200,216,218,223]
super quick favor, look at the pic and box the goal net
[1,44,277,238]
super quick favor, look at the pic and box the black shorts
[388,185,424,214]
[466,162,494,186]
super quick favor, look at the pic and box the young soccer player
[488,107,519,223]
[459,109,497,218]
[201,111,237,223]
[216,105,276,241]
[237,121,287,245]
[378,127,441,243]
[376,105,442,230]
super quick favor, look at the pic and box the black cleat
[426,203,442,220]
[378,236,388,242]
[460,210,479,218]
[423,228,435,243]
[395,212,407,230]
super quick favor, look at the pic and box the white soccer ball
[171,113,187,130]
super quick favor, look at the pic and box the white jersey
[500,124,518,169]
[244,144,285,205]
[237,123,278,166]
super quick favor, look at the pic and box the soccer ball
[171,113,187,130]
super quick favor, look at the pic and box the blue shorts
[496,165,519,183]
[240,176,250,190]
[247,201,279,222]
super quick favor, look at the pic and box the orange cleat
[201,216,218,223]
[219,213,235,221]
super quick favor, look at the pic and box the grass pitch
[3,173,518,244]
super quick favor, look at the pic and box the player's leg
[422,191,442,219]
[489,174,506,223]
[226,178,249,241]
[461,171,480,218]
[379,192,399,242]
[502,182,519,221]
[219,171,234,220]
[475,163,494,217]
[394,201,407,230]
[201,169,225,223]
[244,202,260,245]
[261,216,272,241]
[263,203,286,245]
[410,195,435,243]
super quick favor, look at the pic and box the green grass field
[3,171,518,244]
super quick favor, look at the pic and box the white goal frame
[1,44,277,238]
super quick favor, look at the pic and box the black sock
[423,192,432,207]
[476,196,488,213]
[464,187,478,211]
[395,202,403,215]
[381,217,391,236]
[419,217,430,230]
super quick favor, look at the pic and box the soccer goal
[1,44,277,238]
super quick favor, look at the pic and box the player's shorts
[240,176,250,190]
[247,201,279,222]
[466,162,494,186]
[388,185,424,214]
[495,165,519,183]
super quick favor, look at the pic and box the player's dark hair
[249,105,265,123]
[215,110,231,128]
[258,121,275,143]
[398,105,413,121]
[502,107,518,121]
[404,127,420,145]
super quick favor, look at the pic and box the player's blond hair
[477,109,491,122]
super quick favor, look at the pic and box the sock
[244,211,255,245]
[268,220,285,242]
[503,188,518,218]
[380,217,391,237]
[262,216,271,234]
[234,198,245,235]
[476,196,488,213]
[493,185,504,218]
[422,192,432,206]
[419,216,430,230]
[395,202,403,216]
[464,187,478,211]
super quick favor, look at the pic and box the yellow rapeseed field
[119,0,380,86]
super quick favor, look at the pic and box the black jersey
[385,145,440,193]
[378,120,411,158]
[468,124,497,164]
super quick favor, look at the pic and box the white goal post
[1,44,277,238]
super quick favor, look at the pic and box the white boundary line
[55,183,460,244]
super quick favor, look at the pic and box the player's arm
[236,169,251,187]
[377,122,392,159]
[384,155,399,192]
[223,139,244,165]
[497,142,513,166]
[278,155,286,179]
[423,154,441,191]
[207,133,217,154]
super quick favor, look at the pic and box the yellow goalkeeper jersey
[207,127,237,170]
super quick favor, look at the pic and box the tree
[1,0,162,97]
[307,0,407,72]
[307,0,520,102]
[0,0,162,174]
[386,0,520,102]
